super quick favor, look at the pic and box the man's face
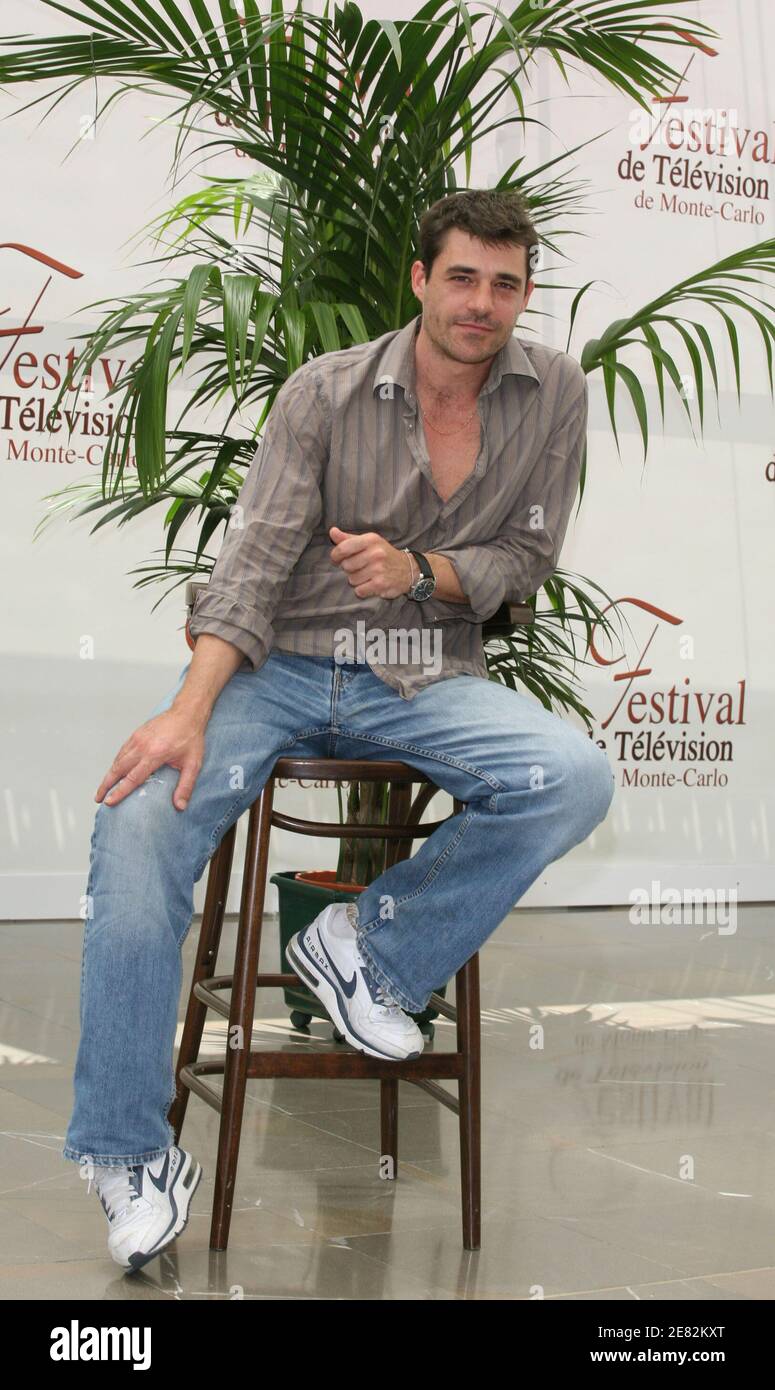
[411,227,535,365]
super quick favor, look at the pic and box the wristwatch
[404,549,437,601]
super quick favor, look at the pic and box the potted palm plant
[6,1,774,1032]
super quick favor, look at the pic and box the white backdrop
[1,0,773,920]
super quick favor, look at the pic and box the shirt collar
[372,310,541,403]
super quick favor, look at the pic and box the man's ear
[410,258,426,301]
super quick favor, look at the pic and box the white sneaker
[286,902,425,1060]
[90,1145,202,1273]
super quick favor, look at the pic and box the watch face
[413,577,436,600]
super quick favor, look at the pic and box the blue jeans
[62,648,615,1168]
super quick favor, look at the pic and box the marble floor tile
[0,905,773,1299]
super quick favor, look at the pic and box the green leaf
[613,361,649,457]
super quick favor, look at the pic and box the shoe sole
[119,1151,203,1275]
[286,929,422,1063]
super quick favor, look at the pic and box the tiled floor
[1,905,774,1300]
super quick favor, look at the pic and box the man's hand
[329,525,412,598]
[94,708,207,812]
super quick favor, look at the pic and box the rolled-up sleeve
[430,366,588,623]
[188,365,327,670]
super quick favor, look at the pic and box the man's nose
[466,286,495,317]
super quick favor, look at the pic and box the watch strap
[408,550,433,582]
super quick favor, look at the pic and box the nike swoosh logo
[147,1152,171,1194]
[316,933,358,998]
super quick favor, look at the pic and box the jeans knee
[92,767,193,890]
[524,729,613,828]
[573,738,615,827]
[89,781,197,942]
[98,766,178,832]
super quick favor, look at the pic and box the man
[63,189,615,1271]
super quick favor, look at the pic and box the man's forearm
[172,633,245,724]
[426,553,468,603]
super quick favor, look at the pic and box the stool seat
[168,754,482,1252]
[275,755,435,782]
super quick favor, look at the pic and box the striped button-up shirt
[188,311,588,699]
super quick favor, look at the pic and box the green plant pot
[270,868,445,1038]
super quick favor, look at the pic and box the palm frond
[575,241,775,463]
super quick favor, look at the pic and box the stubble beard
[424,302,514,369]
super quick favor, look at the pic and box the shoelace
[355,946,402,1015]
[374,985,403,1016]
[91,1166,143,1223]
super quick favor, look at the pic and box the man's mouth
[456,322,493,333]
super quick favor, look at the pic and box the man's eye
[451,276,516,290]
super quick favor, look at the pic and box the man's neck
[413,318,496,406]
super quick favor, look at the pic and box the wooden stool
[168,755,482,1252]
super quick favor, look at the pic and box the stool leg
[456,953,482,1251]
[376,783,411,1180]
[210,779,275,1251]
[380,1079,398,1180]
[384,782,412,871]
[169,822,237,1142]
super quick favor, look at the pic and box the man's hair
[417,188,539,284]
